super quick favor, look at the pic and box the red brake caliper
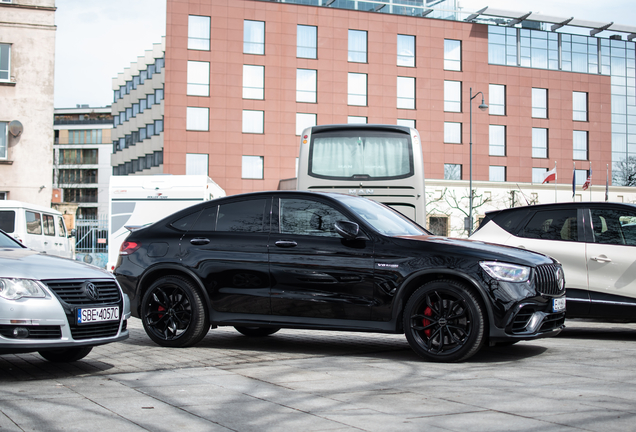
[422,306,433,337]
[157,305,165,318]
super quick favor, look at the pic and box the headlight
[0,279,47,300]
[480,261,530,283]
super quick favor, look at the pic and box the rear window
[486,209,531,235]
[0,211,15,233]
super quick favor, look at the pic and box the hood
[0,248,114,280]
[396,235,555,267]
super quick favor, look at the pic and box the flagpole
[589,161,592,201]
[572,162,576,202]
[606,164,609,202]
[554,161,557,203]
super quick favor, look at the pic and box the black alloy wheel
[403,280,485,362]
[234,326,281,337]
[141,275,209,347]
[38,346,93,362]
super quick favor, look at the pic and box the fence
[74,217,109,268]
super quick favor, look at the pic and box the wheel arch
[392,269,494,333]
[137,264,212,318]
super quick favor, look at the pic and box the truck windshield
[309,131,413,180]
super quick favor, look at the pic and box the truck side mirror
[70,229,76,238]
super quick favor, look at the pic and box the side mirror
[334,220,367,241]
[69,229,76,238]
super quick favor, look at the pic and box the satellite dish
[8,120,23,137]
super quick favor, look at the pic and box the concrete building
[0,0,56,207]
[53,106,113,219]
[111,39,165,176]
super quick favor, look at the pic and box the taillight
[119,241,141,256]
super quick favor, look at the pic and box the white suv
[470,202,636,321]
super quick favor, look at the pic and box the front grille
[70,322,121,340]
[44,279,122,306]
[511,307,535,332]
[0,325,62,339]
[534,264,563,295]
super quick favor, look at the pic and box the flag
[582,168,592,191]
[572,164,576,198]
[542,166,557,184]
[605,165,609,202]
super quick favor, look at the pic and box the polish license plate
[76,306,120,325]
[552,297,566,312]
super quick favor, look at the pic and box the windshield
[309,130,413,180]
[335,195,427,236]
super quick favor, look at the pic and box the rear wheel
[234,327,280,337]
[38,346,93,362]
[141,275,209,347]
[403,280,485,362]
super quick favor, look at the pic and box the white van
[0,201,74,259]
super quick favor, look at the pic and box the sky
[53,0,635,109]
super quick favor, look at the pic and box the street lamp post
[469,87,488,236]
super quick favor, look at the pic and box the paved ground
[1,318,636,432]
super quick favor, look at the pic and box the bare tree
[613,156,636,186]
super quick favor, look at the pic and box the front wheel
[234,327,280,337]
[403,280,485,362]
[141,275,209,347]
[38,346,93,362]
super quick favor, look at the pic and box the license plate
[552,297,566,312]
[77,306,120,325]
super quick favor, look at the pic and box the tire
[141,275,209,347]
[234,326,281,337]
[38,346,93,362]
[403,280,485,362]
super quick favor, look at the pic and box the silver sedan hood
[0,248,113,280]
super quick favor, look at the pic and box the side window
[591,209,636,246]
[0,210,15,233]
[43,214,55,236]
[280,199,348,237]
[519,209,578,241]
[171,209,204,231]
[192,206,218,231]
[57,216,67,237]
[26,211,42,235]
[217,199,268,233]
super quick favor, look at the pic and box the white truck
[108,175,225,271]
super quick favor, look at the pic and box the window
[520,209,578,241]
[186,153,209,175]
[217,200,268,232]
[397,76,415,109]
[296,113,316,136]
[532,88,548,118]
[348,73,367,106]
[573,130,588,160]
[0,43,10,81]
[242,110,264,134]
[155,88,164,102]
[489,84,506,116]
[591,208,636,246]
[297,25,317,59]
[187,61,210,96]
[58,169,97,184]
[532,167,548,184]
[489,166,506,182]
[43,214,55,236]
[154,119,163,134]
[297,69,317,103]
[64,189,98,203]
[280,199,348,237]
[26,211,42,235]
[573,91,588,121]
[397,35,415,67]
[188,16,210,50]
[397,119,415,128]
[347,116,367,124]
[244,20,265,55]
[242,155,264,179]
[532,128,548,158]
[186,107,209,131]
[444,164,462,180]
[444,39,461,71]
[59,149,98,165]
[57,217,66,237]
[489,125,506,156]
[243,65,264,100]
[428,216,449,236]
[0,121,7,159]
[575,169,589,185]
[444,122,462,144]
[444,81,461,112]
[348,29,367,63]
[132,103,139,116]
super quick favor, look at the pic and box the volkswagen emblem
[83,282,99,301]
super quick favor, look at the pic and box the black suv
[115,191,565,362]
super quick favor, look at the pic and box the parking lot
[1,318,636,432]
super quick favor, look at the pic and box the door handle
[190,238,210,245]
[591,256,612,263]
[275,240,298,248]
